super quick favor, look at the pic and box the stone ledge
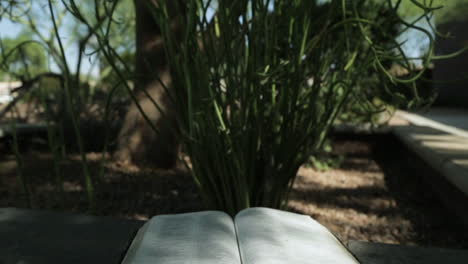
[348,240,468,264]
[392,109,468,198]
[0,123,48,139]
[0,207,143,264]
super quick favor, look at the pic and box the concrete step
[348,240,468,264]
[0,207,142,264]
[392,109,468,197]
[0,123,48,139]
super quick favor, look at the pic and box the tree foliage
[0,0,136,211]
[0,31,47,80]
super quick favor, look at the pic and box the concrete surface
[348,241,468,264]
[395,109,468,137]
[0,207,143,264]
[419,108,468,132]
[393,109,468,196]
[0,123,48,139]
[393,125,468,196]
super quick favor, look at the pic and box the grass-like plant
[148,0,447,215]
[9,121,32,208]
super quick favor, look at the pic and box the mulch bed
[1,133,468,248]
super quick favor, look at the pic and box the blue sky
[0,3,100,78]
[0,19,22,38]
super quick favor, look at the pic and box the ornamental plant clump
[3,0,464,214]
[148,0,450,215]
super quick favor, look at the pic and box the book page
[122,211,241,264]
[235,207,359,264]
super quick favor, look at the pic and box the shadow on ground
[0,146,204,219]
[287,134,468,249]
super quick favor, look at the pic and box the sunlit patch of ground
[290,161,414,244]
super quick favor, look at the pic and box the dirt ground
[289,136,468,248]
[1,134,468,249]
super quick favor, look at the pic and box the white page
[122,211,241,264]
[235,207,359,264]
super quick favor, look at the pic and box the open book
[121,207,359,263]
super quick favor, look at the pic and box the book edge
[306,215,361,263]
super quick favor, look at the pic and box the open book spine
[122,208,360,264]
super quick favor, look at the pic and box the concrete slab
[393,125,468,196]
[395,109,468,138]
[392,108,468,223]
[0,207,143,264]
[348,241,468,264]
[418,108,468,132]
[0,123,48,139]
[392,108,468,198]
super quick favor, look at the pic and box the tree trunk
[115,0,178,168]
